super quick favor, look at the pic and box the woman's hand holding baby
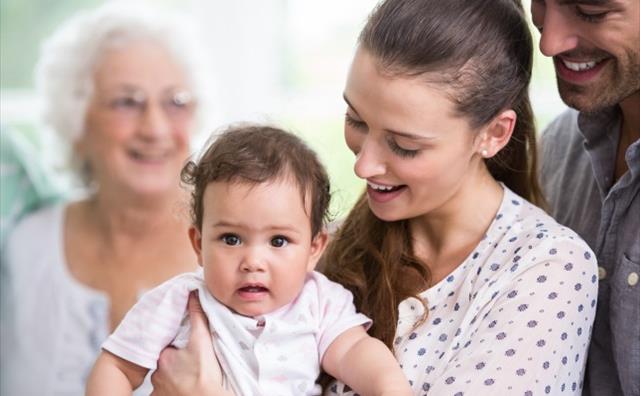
[151,291,231,396]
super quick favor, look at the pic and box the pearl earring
[481,149,489,158]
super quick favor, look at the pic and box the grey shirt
[540,108,640,396]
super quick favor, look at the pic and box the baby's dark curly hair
[181,124,331,237]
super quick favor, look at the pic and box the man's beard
[554,48,640,113]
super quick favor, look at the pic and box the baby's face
[189,179,327,317]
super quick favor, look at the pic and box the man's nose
[538,7,579,57]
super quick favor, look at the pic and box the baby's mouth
[238,284,269,293]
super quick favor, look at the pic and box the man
[531,0,639,395]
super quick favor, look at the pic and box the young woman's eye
[221,234,241,246]
[345,113,367,130]
[576,6,609,22]
[386,137,420,158]
[270,236,289,248]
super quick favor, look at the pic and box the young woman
[321,0,597,394]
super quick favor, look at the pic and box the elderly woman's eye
[163,91,195,117]
[172,91,193,107]
[111,96,142,109]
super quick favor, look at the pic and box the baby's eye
[270,236,289,248]
[221,234,241,246]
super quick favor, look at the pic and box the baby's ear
[307,230,329,272]
[188,225,204,266]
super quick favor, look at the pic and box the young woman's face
[80,40,195,197]
[343,48,484,222]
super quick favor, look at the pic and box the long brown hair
[323,0,543,351]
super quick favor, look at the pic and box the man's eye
[576,6,609,22]
[271,236,289,248]
[221,234,241,246]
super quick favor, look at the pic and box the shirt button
[628,272,639,287]
[598,266,607,280]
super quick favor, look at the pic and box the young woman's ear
[307,230,329,272]
[188,225,204,266]
[476,109,516,158]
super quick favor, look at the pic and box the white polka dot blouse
[327,186,598,396]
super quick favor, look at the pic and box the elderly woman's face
[80,40,195,197]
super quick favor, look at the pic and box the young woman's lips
[554,57,609,85]
[366,182,406,203]
[237,284,269,301]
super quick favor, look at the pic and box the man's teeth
[562,59,597,72]
[368,182,396,191]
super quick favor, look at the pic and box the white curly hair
[35,1,216,173]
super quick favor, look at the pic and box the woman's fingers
[149,291,222,395]
[186,290,213,353]
[150,346,181,396]
[186,291,224,384]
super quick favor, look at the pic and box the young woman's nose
[353,137,386,180]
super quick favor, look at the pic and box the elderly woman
[1,3,213,395]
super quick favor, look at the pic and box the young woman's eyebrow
[385,129,437,141]
[342,94,360,116]
[343,93,436,141]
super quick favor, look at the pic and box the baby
[86,125,411,395]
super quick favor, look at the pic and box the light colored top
[1,204,151,396]
[327,186,598,396]
[540,108,640,396]
[103,269,371,396]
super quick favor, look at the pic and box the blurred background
[0,0,566,218]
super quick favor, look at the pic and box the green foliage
[0,0,102,89]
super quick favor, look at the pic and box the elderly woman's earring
[481,149,489,158]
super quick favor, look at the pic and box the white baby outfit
[103,269,370,396]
